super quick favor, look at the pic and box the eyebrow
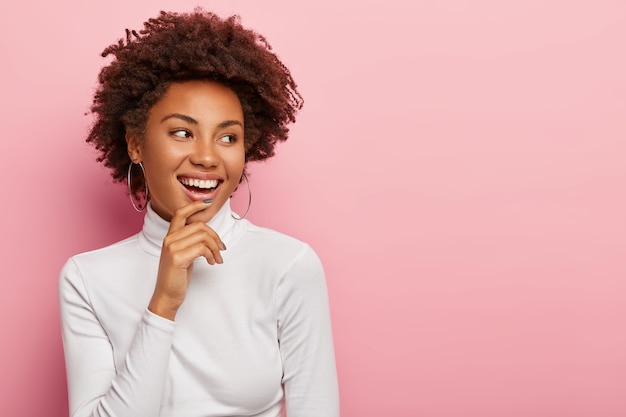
[217,120,244,129]
[161,113,197,124]
[160,113,243,129]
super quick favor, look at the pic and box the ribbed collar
[138,200,237,257]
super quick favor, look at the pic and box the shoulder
[236,221,324,275]
[245,222,321,259]
[69,233,140,264]
[59,233,141,285]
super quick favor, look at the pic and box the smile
[179,177,220,190]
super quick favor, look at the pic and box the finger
[186,232,224,264]
[168,200,213,232]
[163,240,216,268]
[196,231,225,263]
[164,228,225,265]
[164,222,225,251]
[199,239,223,264]
[169,241,219,266]
[206,239,224,264]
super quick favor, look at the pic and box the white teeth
[180,178,218,189]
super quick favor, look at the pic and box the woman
[59,9,339,417]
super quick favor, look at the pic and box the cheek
[225,146,246,173]
[141,147,182,191]
[143,142,184,169]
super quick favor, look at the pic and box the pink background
[1,0,625,416]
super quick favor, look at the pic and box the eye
[219,134,237,143]
[170,129,192,139]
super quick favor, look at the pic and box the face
[127,80,245,223]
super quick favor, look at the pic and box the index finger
[168,200,213,232]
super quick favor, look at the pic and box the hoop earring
[127,161,149,212]
[232,172,251,220]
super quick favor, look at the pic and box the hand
[148,200,226,320]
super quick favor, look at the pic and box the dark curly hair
[86,9,303,196]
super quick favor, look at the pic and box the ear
[125,131,143,163]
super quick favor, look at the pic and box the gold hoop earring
[232,172,251,220]
[127,161,148,212]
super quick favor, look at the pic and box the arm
[277,245,340,417]
[59,201,225,417]
[59,259,175,417]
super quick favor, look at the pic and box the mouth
[178,176,223,199]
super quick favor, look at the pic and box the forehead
[149,80,244,122]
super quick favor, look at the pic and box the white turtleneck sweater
[58,201,339,417]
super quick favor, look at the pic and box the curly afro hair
[86,9,303,196]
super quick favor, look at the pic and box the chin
[186,206,219,224]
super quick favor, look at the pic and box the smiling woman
[127,81,246,225]
[58,9,338,417]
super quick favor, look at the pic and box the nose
[189,139,219,168]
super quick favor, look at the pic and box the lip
[178,173,223,181]
[177,174,223,202]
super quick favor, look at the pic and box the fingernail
[221,242,227,250]
[203,199,213,204]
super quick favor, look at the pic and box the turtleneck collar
[138,200,237,257]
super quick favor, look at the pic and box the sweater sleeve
[276,245,340,417]
[59,258,175,417]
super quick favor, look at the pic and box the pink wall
[1,0,625,416]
